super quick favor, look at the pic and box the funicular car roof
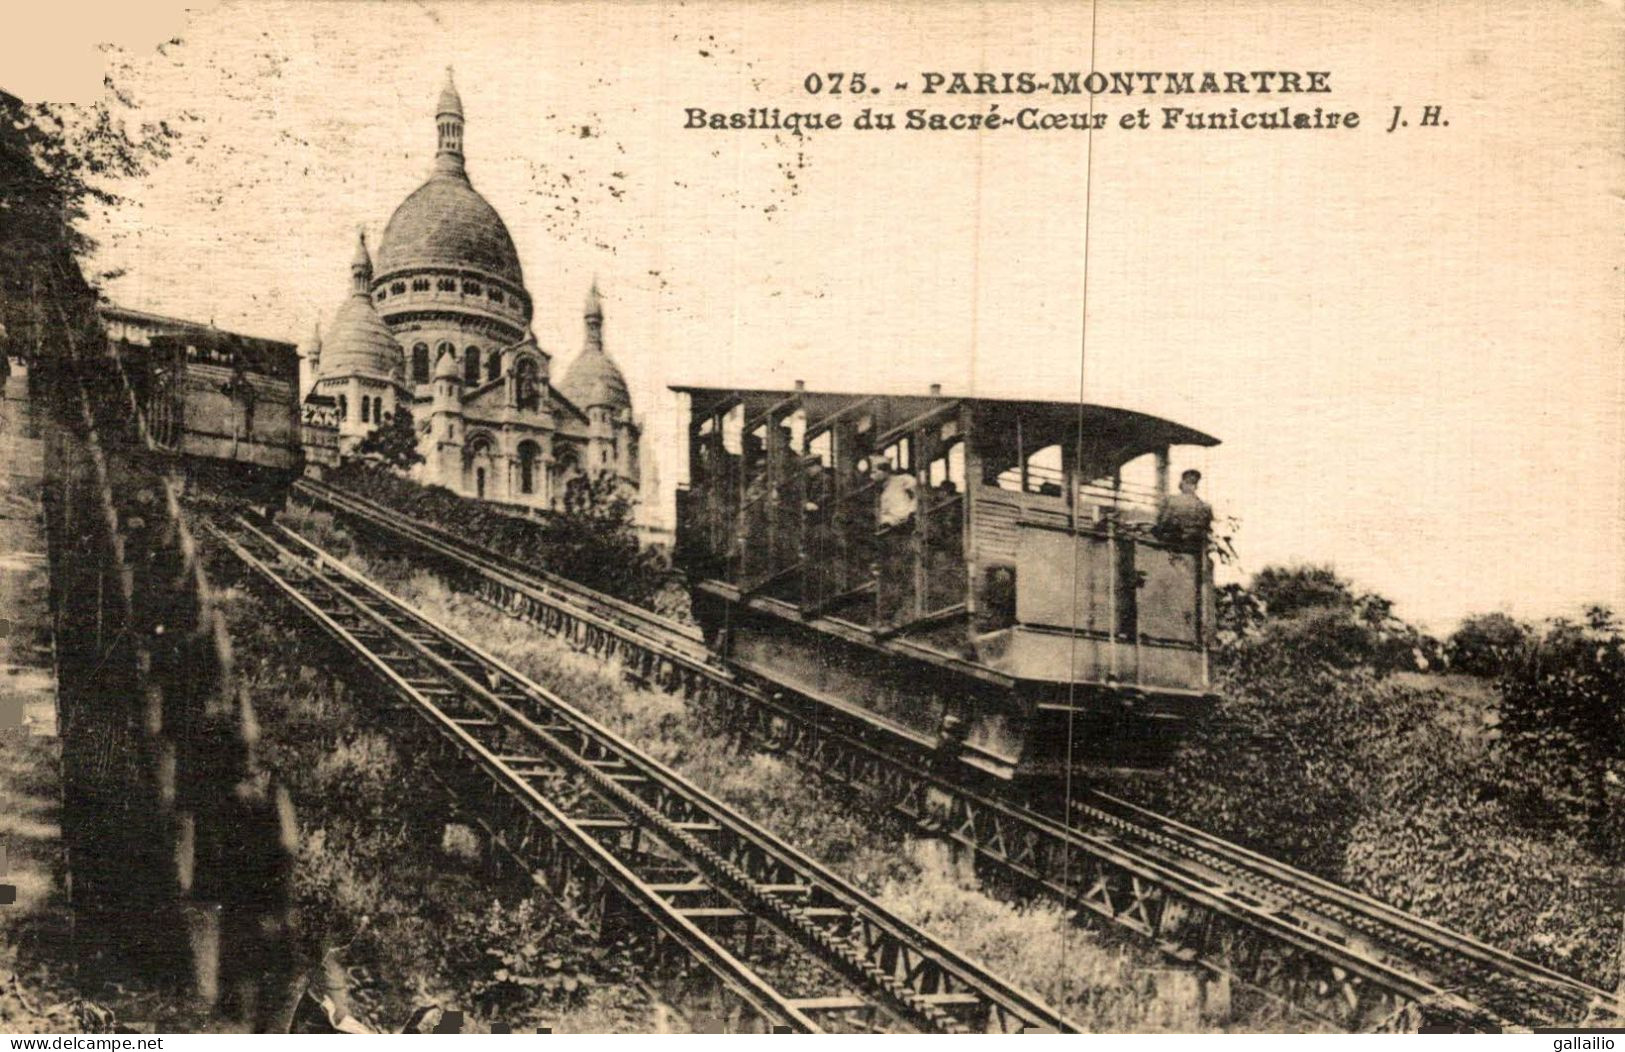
[671,384,1221,449]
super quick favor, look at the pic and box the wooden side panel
[1015,527,1113,633]
[971,489,1021,564]
[1136,542,1202,644]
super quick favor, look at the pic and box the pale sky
[66,0,1624,630]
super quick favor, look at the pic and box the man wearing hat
[1156,468,1212,549]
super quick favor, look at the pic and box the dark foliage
[353,405,424,470]
[330,462,669,609]
[1248,563,1357,619]
[541,472,667,606]
[1217,564,1439,676]
[1145,560,1620,986]
[1163,663,1444,876]
[1495,607,1624,856]
[1445,611,1529,678]
[1,87,186,278]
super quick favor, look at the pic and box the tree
[354,404,423,470]
[541,471,666,606]
[1219,564,1437,675]
[1446,612,1529,677]
[1249,564,1356,619]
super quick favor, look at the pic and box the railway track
[206,510,1072,1035]
[291,477,1620,1032]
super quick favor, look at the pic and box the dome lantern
[434,66,466,177]
[351,230,372,294]
[584,278,604,348]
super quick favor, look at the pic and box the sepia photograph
[0,0,1621,1038]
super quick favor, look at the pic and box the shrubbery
[1162,663,1449,877]
[328,462,671,610]
[353,406,425,471]
[1216,564,1439,677]
[1156,561,1622,988]
[1446,612,1529,677]
[1494,606,1623,857]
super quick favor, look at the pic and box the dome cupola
[433,344,463,382]
[559,280,631,411]
[374,70,527,302]
[321,231,406,385]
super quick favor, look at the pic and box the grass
[206,557,679,1035]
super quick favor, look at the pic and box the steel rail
[1067,791,1616,1026]
[298,480,703,651]
[213,512,1073,1034]
[289,478,1618,1032]
[260,513,1072,1035]
[206,515,824,1034]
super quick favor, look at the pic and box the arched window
[464,346,481,385]
[390,281,406,295]
[514,357,540,411]
[411,277,429,292]
[412,343,430,383]
[485,349,501,383]
[518,441,540,495]
[361,396,371,423]
[338,394,347,420]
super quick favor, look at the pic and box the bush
[1495,607,1624,855]
[1162,664,1445,876]
[354,405,425,470]
[1345,756,1619,987]
[439,898,605,1016]
[1218,565,1438,677]
[328,462,670,610]
[1249,564,1356,619]
[1446,612,1529,677]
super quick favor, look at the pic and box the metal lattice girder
[212,514,1073,1035]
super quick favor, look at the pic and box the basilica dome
[375,175,524,289]
[559,346,630,410]
[374,72,524,291]
[324,294,404,383]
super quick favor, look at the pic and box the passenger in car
[803,457,833,515]
[878,460,918,529]
[1155,469,1212,548]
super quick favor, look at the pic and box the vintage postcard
[0,0,1620,1040]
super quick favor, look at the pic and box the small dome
[322,293,404,384]
[559,347,630,410]
[376,175,524,289]
[433,346,463,381]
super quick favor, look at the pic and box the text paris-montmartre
[682,104,1360,134]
